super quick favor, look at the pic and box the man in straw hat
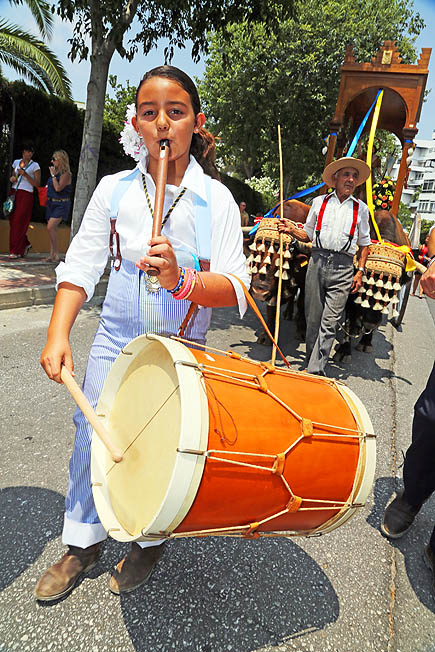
[278,157,371,375]
[381,227,435,594]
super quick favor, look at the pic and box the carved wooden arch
[324,41,431,216]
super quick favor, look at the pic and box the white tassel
[284,248,291,259]
[373,302,383,311]
[361,299,370,308]
[263,255,271,265]
[358,286,366,294]
[375,273,384,288]
[366,288,374,297]
[257,242,266,252]
[384,275,393,290]
[251,265,258,274]
[362,275,368,284]
[393,280,401,291]
[392,309,399,318]
[259,265,267,275]
[383,293,391,302]
[268,244,275,254]
[249,242,257,251]
[391,294,399,305]
[283,260,290,269]
[282,270,289,280]
[373,290,383,300]
[246,254,254,264]
[274,269,280,277]
[382,305,390,314]
[367,272,375,285]
[354,295,363,304]
[254,254,262,263]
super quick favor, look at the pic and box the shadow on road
[0,486,64,591]
[118,537,339,651]
[367,476,435,614]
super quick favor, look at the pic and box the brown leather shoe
[34,543,102,602]
[109,542,165,595]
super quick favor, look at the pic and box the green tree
[198,0,424,200]
[53,0,296,236]
[0,0,71,98]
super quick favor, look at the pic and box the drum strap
[228,275,291,368]
[109,168,141,270]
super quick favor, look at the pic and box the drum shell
[91,335,375,541]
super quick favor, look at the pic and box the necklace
[142,174,187,293]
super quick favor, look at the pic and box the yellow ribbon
[365,90,384,243]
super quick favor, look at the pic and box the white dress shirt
[12,159,40,193]
[56,156,250,315]
[303,192,371,256]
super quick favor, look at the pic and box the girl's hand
[9,176,17,183]
[49,166,56,176]
[40,337,74,384]
[136,235,180,290]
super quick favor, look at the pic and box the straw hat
[322,157,371,188]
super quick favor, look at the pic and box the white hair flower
[119,103,148,162]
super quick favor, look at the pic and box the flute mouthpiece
[160,139,170,148]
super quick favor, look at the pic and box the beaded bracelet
[427,256,435,270]
[183,272,197,300]
[174,267,195,300]
[167,267,185,294]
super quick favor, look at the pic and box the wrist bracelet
[358,267,365,273]
[427,256,435,269]
[174,267,195,300]
[167,267,185,294]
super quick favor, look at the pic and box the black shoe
[423,545,435,595]
[109,542,165,595]
[381,490,421,539]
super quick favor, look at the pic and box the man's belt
[48,197,71,203]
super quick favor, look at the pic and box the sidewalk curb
[0,279,109,311]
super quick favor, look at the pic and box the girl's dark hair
[136,65,220,181]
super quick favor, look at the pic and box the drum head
[91,335,208,541]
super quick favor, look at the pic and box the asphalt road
[0,295,434,652]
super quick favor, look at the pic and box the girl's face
[22,149,33,163]
[133,76,205,167]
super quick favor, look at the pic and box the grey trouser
[304,249,354,375]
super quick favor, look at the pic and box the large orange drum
[91,334,375,542]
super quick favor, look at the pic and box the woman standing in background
[9,142,40,258]
[44,150,72,262]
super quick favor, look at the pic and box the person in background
[278,157,371,376]
[44,150,72,262]
[239,201,249,227]
[382,226,435,594]
[411,234,430,299]
[9,143,40,258]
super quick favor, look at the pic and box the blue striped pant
[62,259,210,548]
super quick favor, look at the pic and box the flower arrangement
[372,177,395,211]
[119,103,148,162]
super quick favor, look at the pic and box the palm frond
[0,19,71,99]
[8,0,54,40]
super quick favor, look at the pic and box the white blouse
[56,156,250,315]
[303,192,371,255]
[12,159,40,193]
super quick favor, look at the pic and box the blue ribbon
[249,89,383,236]
[345,89,382,158]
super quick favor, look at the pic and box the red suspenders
[315,194,359,251]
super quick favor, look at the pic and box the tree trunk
[70,40,115,238]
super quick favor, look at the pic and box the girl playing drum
[36,65,250,601]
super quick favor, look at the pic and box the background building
[393,130,435,223]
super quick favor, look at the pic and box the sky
[1,0,434,139]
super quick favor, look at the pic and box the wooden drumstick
[60,366,123,463]
[147,138,170,276]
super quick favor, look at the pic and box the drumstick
[60,366,123,463]
[147,138,170,276]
